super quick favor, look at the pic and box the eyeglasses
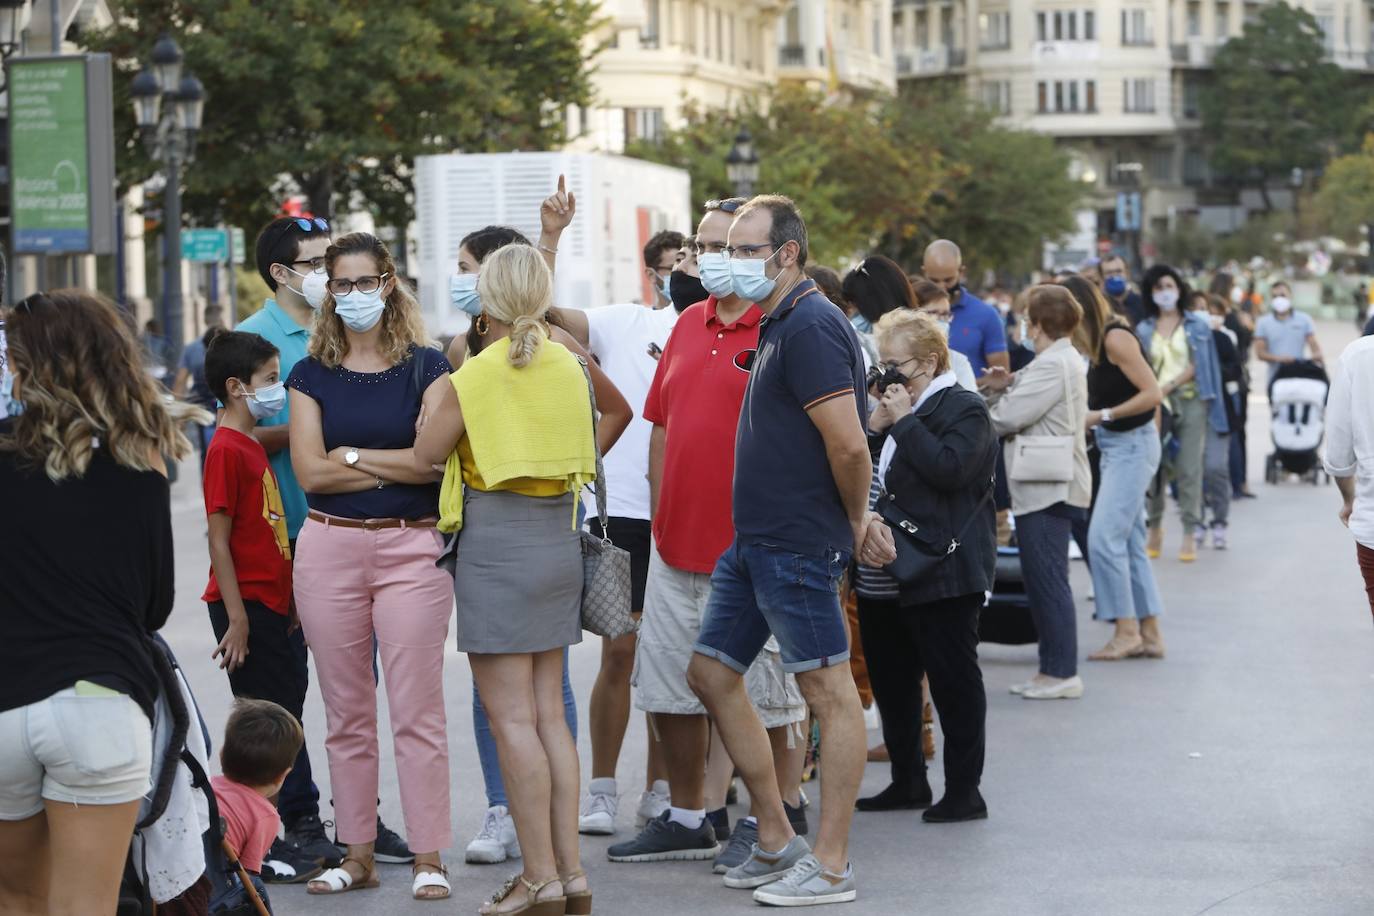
[291,256,327,272]
[263,216,331,268]
[725,244,775,259]
[694,240,728,257]
[326,273,390,296]
[703,198,744,214]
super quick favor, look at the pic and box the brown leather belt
[307,510,438,530]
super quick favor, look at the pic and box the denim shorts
[0,685,153,819]
[694,538,852,675]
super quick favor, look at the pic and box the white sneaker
[862,703,881,730]
[1022,676,1085,700]
[465,805,520,864]
[636,779,671,828]
[579,779,619,835]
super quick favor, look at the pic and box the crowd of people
[0,175,1335,915]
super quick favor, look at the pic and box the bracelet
[537,244,558,254]
[375,476,385,490]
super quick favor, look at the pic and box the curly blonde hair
[309,232,431,368]
[0,290,206,481]
[477,243,553,369]
[875,309,951,374]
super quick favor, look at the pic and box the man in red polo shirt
[607,199,806,868]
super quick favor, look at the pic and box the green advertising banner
[10,58,91,253]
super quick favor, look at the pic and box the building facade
[896,0,1374,266]
[776,0,897,94]
[568,0,784,152]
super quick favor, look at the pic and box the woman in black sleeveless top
[1060,276,1167,661]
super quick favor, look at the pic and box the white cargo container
[413,151,692,335]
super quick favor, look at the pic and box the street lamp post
[130,34,204,354]
[0,0,31,62]
[725,128,760,199]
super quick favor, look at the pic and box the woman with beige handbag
[981,286,1092,701]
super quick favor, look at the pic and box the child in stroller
[1266,359,1330,485]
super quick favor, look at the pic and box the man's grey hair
[738,194,808,267]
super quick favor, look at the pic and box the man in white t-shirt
[553,228,685,835]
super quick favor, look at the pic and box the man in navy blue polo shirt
[922,239,1008,379]
[687,195,894,907]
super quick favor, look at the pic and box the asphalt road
[155,320,1374,916]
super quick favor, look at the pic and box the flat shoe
[1088,637,1144,661]
[307,858,379,895]
[412,863,450,901]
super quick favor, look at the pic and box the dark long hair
[841,255,915,323]
[1140,264,1191,320]
[1058,274,1124,365]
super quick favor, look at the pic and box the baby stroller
[979,546,1039,645]
[1265,359,1329,486]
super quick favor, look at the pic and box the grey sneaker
[753,854,857,906]
[722,834,810,889]
[607,811,719,863]
[713,818,758,874]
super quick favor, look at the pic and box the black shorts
[591,516,652,613]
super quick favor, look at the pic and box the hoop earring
[475,313,490,336]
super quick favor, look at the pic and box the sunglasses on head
[264,216,331,264]
[703,198,744,214]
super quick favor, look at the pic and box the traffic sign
[230,226,245,264]
[1115,192,1142,232]
[182,227,229,262]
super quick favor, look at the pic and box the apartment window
[979,10,1011,49]
[1124,78,1156,113]
[624,107,664,144]
[1316,14,1336,52]
[1187,1,1201,36]
[729,15,736,65]
[1036,9,1094,42]
[873,15,881,53]
[917,11,929,49]
[1122,8,1154,45]
[716,10,724,62]
[1183,78,1201,118]
[1184,147,1210,186]
[893,11,905,49]
[1148,148,1173,181]
[641,0,660,48]
[1037,79,1096,113]
[981,80,1011,114]
[1217,2,1230,38]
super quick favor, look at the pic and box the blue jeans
[1016,509,1078,679]
[472,649,578,808]
[1089,424,1165,623]
[694,538,851,675]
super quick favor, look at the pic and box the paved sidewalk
[156,321,1374,915]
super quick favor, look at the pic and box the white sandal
[306,857,380,895]
[412,863,451,901]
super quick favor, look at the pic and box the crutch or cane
[220,838,272,916]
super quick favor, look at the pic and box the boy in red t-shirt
[213,699,305,880]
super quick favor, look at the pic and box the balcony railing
[895,47,967,77]
[779,44,807,67]
[1171,39,1217,67]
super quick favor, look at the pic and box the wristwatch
[1100,408,1114,424]
[344,448,360,467]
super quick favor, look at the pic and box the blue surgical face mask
[1104,275,1128,297]
[1,368,24,417]
[244,380,286,421]
[729,250,781,302]
[697,252,735,298]
[450,272,482,316]
[660,271,672,299]
[1020,318,1034,352]
[334,288,387,332]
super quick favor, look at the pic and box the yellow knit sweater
[438,339,596,533]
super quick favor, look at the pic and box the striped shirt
[855,462,900,600]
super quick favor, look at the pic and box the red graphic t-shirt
[201,427,293,614]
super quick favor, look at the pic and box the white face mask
[284,266,328,310]
[1208,314,1225,331]
[1272,295,1292,314]
[1230,286,1244,304]
[1154,288,1179,312]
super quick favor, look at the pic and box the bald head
[922,239,964,300]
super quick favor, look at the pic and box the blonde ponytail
[476,243,555,368]
[508,314,547,368]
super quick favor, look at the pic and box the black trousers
[857,592,987,796]
[208,598,319,827]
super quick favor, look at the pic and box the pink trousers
[294,516,453,853]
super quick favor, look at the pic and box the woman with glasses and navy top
[286,232,457,901]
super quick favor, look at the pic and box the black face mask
[944,281,962,302]
[867,365,909,391]
[669,271,709,313]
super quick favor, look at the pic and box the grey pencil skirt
[445,488,584,654]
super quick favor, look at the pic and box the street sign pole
[163,143,183,356]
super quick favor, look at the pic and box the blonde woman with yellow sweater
[416,243,628,916]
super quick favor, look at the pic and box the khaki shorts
[633,545,806,728]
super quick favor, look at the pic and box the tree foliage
[1200,2,1349,209]
[628,85,1080,275]
[86,0,600,230]
[1314,135,1374,241]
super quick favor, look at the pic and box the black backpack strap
[137,635,191,830]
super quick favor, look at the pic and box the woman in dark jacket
[859,310,998,824]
